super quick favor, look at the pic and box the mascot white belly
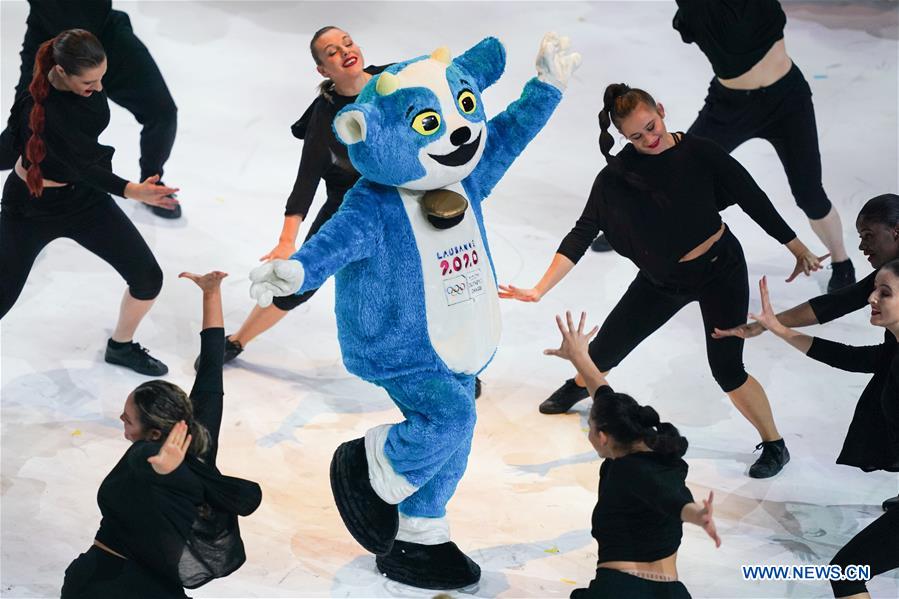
[399,183,501,374]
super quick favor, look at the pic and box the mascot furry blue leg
[250,33,579,590]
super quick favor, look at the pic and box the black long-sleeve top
[806,334,899,472]
[94,328,262,590]
[557,134,796,280]
[6,85,129,197]
[591,388,694,563]
[673,0,787,79]
[284,65,387,218]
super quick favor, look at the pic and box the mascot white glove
[249,259,305,308]
[535,31,582,91]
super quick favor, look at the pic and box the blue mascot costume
[250,33,579,589]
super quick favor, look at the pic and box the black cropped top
[673,0,787,79]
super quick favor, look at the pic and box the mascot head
[333,37,506,191]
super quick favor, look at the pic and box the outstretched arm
[465,33,579,201]
[499,253,575,303]
[543,310,608,397]
[250,184,380,307]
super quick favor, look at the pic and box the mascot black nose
[450,126,471,147]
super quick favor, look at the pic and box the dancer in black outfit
[0,0,181,218]
[0,30,177,375]
[546,311,720,598]
[590,0,855,293]
[60,270,262,598]
[716,193,899,510]
[501,84,824,478]
[749,268,899,599]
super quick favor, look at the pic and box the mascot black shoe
[330,437,399,555]
[375,540,481,590]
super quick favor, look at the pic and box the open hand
[787,251,829,283]
[498,284,542,302]
[125,174,179,209]
[544,311,598,362]
[259,241,297,262]
[748,276,786,335]
[535,31,582,90]
[249,259,304,308]
[699,491,721,548]
[178,270,228,292]
[712,321,766,340]
[147,420,192,475]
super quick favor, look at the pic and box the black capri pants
[688,64,832,220]
[61,545,186,599]
[829,507,899,597]
[588,227,749,393]
[571,568,691,599]
[272,194,343,311]
[0,174,163,319]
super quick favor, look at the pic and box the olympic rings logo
[446,283,467,296]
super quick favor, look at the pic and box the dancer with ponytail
[501,83,825,478]
[748,268,899,598]
[0,30,176,375]
[590,1,855,294]
[0,1,181,218]
[547,311,720,598]
[60,270,261,598]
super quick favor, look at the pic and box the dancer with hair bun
[501,83,825,478]
[60,271,261,598]
[0,29,176,375]
[546,311,720,599]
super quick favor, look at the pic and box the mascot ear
[453,37,506,91]
[334,106,371,146]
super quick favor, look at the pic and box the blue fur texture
[292,39,562,522]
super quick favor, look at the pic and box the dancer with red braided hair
[0,29,176,375]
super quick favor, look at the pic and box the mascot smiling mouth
[428,132,482,167]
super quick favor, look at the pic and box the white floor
[1,1,898,597]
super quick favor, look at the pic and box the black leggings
[829,507,899,597]
[571,568,691,599]
[588,227,749,393]
[0,175,162,318]
[2,10,177,180]
[688,64,832,220]
[272,195,342,311]
[61,546,185,599]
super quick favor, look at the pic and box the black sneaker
[748,439,790,478]
[883,493,899,512]
[827,259,855,293]
[474,377,483,399]
[194,335,243,371]
[539,378,590,414]
[105,339,168,376]
[590,233,613,253]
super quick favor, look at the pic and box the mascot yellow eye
[411,110,441,136]
[457,90,477,114]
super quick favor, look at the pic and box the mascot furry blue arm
[250,32,579,590]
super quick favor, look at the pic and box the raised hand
[125,174,179,209]
[748,276,787,335]
[147,420,192,475]
[712,321,766,340]
[498,284,543,302]
[178,270,228,292]
[249,259,305,308]
[699,491,721,548]
[259,241,297,262]
[544,311,599,362]
[535,31,582,91]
